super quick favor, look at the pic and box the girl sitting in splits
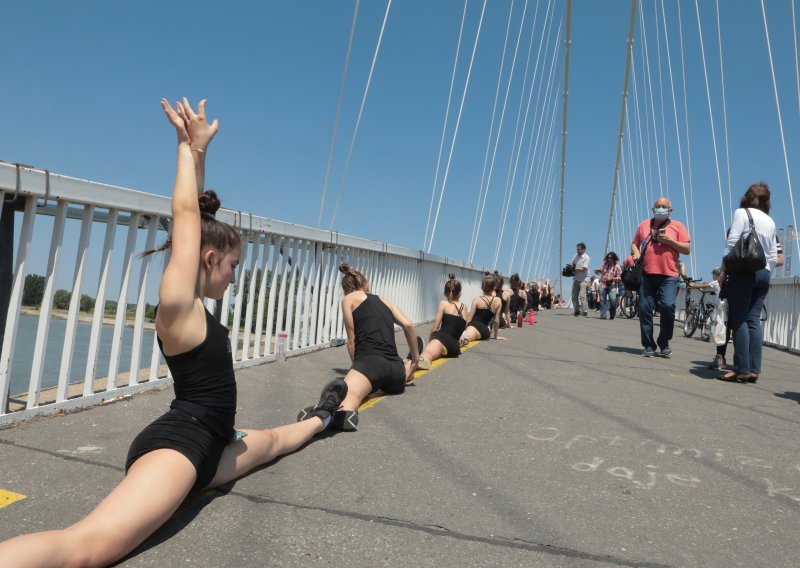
[494,272,512,329]
[299,263,420,432]
[0,99,347,568]
[508,273,528,325]
[416,274,468,370]
[459,272,503,345]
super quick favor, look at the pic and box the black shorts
[352,355,406,395]
[432,331,461,357]
[469,321,492,340]
[126,407,228,491]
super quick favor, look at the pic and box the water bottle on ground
[528,309,535,325]
[276,332,288,363]
[330,337,346,347]
[517,311,523,327]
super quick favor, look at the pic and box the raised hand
[175,97,219,152]
[161,98,190,145]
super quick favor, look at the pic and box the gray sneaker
[659,346,673,358]
[642,347,655,357]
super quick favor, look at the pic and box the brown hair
[509,273,521,292]
[740,182,771,214]
[529,282,539,293]
[339,263,367,294]
[481,272,495,294]
[493,271,503,293]
[142,189,240,257]
[444,273,461,301]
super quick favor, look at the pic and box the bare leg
[420,339,445,363]
[0,449,196,568]
[463,326,482,343]
[340,368,373,412]
[205,418,325,489]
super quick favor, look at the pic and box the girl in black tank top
[0,99,348,568]
[461,273,504,343]
[416,275,467,369]
[300,263,421,433]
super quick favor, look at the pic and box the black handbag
[724,208,766,274]
[622,259,644,290]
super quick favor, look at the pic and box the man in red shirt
[631,197,691,357]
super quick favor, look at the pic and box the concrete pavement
[1,309,799,567]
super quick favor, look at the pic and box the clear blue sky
[3,0,799,297]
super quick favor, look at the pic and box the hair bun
[493,270,499,275]
[198,190,221,216]
[484,271,491,276]
[338,263,351,274]
[448,273,456,280]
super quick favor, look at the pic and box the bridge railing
[675,277,800,354]
[0,162,488,425]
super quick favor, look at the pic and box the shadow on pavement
[775,391,800,404]
[606,345,644,356]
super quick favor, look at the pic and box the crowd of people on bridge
[563,185,780,383]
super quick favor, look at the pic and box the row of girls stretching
[0,99,522,567]
[0,99,427,568]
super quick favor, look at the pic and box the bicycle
[683,281,716,340]
[620,290,639,319]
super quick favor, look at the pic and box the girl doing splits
[416,274,468,369]
[299,264,420,431]
[0,99,347,568]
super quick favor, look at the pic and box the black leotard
[126,306,237,490]
[509,291,525,314]
[351,294,405,394]
[472,296,495,326]
[353,294,401,362]
[438,303,467,339]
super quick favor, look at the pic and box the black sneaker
[407,336,424,360]
[331,409,359,431]
[708,355,726,370]
[296,379,348,425]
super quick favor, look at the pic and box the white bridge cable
[468,0,519,263]
[522,108,560,277]
[694,0,728,238]
[528,132,561,278]
[508,32,563,273]
[317,0,360,228]
[486,0,533,267]
[760,0,800,254]
[328,0,393,230]
[513,77,561,274]
[659,0,694,275]
[523,103,561,276]
[470,0,555,263]
[631,51,653,215]
[492,10,561,268]
[676,0,699,276]
[715,0,734,222]
[471,0,533,265]
[502,0,548,271]
[639,0,665,198]
[626,67,646,230]
[653,0,671,199]
[423,0,469,252]
[426,0,488,254]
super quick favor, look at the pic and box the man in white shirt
[570,242,590,316]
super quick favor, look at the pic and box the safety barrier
[0,163,488,425]
[676,277,800,353]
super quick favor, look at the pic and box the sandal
[745,374,759,383]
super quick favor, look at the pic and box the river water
[8,314,158,397]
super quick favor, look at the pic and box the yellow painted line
[0,489,26,509]
[357,340,481,412]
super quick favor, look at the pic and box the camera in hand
[561,264,576,277]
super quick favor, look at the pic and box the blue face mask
[653,207,670,220]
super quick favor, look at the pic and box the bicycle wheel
[700,311,713,341]
[683,311,698,337]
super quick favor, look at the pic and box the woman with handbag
[717,183,778,383]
